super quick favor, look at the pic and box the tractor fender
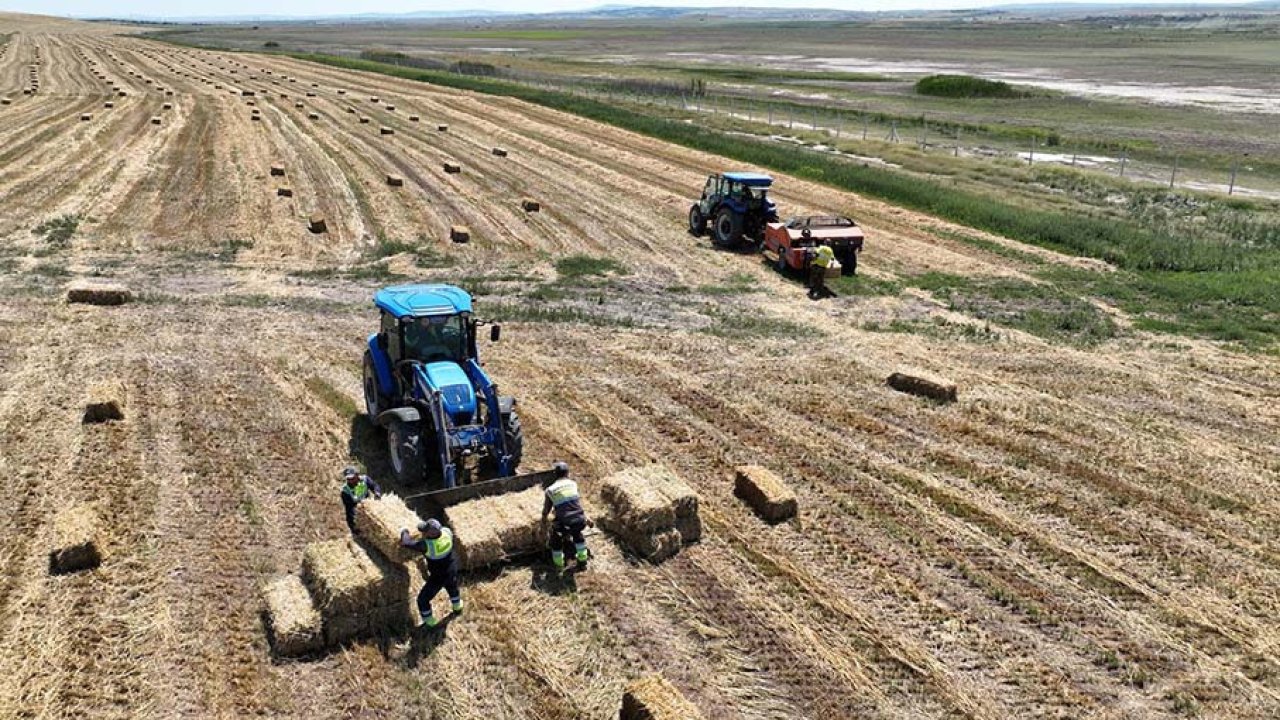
[366,334,395,397]
[376,406,421,428]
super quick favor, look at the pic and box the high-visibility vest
[546,478,580,507]
[423,528,454,560]
[813,245,836,268]
[342,479,369,502]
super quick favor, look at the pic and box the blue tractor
[688,172,779,248]
[363,284,529,498]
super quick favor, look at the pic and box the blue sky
[0,0,1253,19]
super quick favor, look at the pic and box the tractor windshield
[403,314,467,363]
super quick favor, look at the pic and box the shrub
[915,74,1029,99]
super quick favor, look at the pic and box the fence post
[920,115,928,151]
[1119,151,1127,178]
[862,115,868,140]
[1228,158,1239,195]
[836,114,843,139]
[811,107,817,133]
[1027,136,1034,165]
[1169,155,1179,189]
[768,105,773,125]
[954,129,960,157]
[789,107,793,130]
[1071,151,1077,167]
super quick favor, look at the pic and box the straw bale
[48,504,103,574]
[621,674,705,720]
[354,494,421,563]
[675,514,703,544]
[67,281,132,306]
[162,102,172,110]
[294,102,304,108]
[630,528,683,563]
[269,165,285,176]
[308,113,319,120]
[443,161,461,174]
[600,466,678,534]
[437,124,448,131]
[649,467,698,519]
[521,198,541,212]
[83,379,126,423]
[734,465,797,522]
[300,537,412,618]
[491,147,507,157]
[385,105,396,111]
[408,115,419,122]
[150,116,161,125]
[450,225,470,243]
[386,175,404,187]
[276,187,293,198]
[103,101,113,108]
[358,116,370,124]
[308,214,327,234]
[446,487,546,570]
[79,113,91,121]
[380,126,394,135]
[262,574,323,657]
[887,371,957,403]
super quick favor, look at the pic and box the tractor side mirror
[490,324,501,342]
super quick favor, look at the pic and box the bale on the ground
[437,124,448,132]
[354,494,422,563]
[408,115,419,122]
[734,465,797,522]
[83,380,126,423]
[386,174,404,187]
[262,573,323,657]
[446,487,547,571]
[150,116,161,125]
[491,147,507,157]
[887,371,958,403]
[66,282,132,306]
[103,101,113,108]
[449,225,470,243]
[294,102,304,108]
[162,102,172,110]
[443,161,461,174]
[627,527,683,563]
[308,113,319,120]
[276,187,293,198]
[521,198,540,212]
[599,466,679,534]
[48,504,103,575]
[80,113,91,121]
[300,537,414,619]
[358,116,370,124]
[675,514,703,544]
[270,165,285,176]
[380,126,394,135]
[621,674,705,720]
[241,89,254,96]
[308,214,327,234]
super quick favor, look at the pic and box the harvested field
[0,13,1277,720]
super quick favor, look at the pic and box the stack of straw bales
[600,465,700,562]
[300,537,422,646]
[620,675,705,720]
[445,487,546,571]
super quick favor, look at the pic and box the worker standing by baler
[541,461,591,571]
[807,244,836,300]
[400,519,463,629]
[340,466,382,532]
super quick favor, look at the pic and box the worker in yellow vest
[541,461,591,571]
[400,519,462,629]
[340,466,381,532]
[807,244,836,300]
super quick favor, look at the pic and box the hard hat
[552,461,569,478]
[342,466,358,480]
[418,519,443,538]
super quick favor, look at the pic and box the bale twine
[66,282,132,306]
[449,225,470,243]
[887,371,957,403]
[733,465,797,522]
[262,574,323,657]
[48,504,103,575]
[621,674,705,720]
[83,380,126,423]
[354,494,423,563]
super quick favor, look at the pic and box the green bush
[915,74,1029,99]
[31,214,81,248]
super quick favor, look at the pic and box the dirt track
[1,13,1278,720]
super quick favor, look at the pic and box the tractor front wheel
[713,207,743,248]
[362,351,389,421]
[504,412,524,472]
[688,206,706,237]
[387,418,426,484]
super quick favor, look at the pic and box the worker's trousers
[550,516,587,556]
[808,266,826,298]
[418,568,460,618]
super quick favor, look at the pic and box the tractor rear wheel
[688,206,706,236]
[713,207,743,248]
[362,351,389,421]
[387,418,426,484]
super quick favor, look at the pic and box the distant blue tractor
[688,172,779,248]
[363,284,525,493]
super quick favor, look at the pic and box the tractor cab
[363,284,521,488]
[688,172,778,248]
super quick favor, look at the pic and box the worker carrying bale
[541,461,592,571]
[807,244,837,300]
[399,519,462,629]
[340,466,382,533]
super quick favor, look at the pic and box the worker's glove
[399,529,411,544]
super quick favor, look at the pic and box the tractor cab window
[380,312,401,362]
[402,314,467,363]
[703,177,717,199]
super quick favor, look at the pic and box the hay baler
[763,215,863,276]
[688,172,779,248]
[363,284,538,502]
